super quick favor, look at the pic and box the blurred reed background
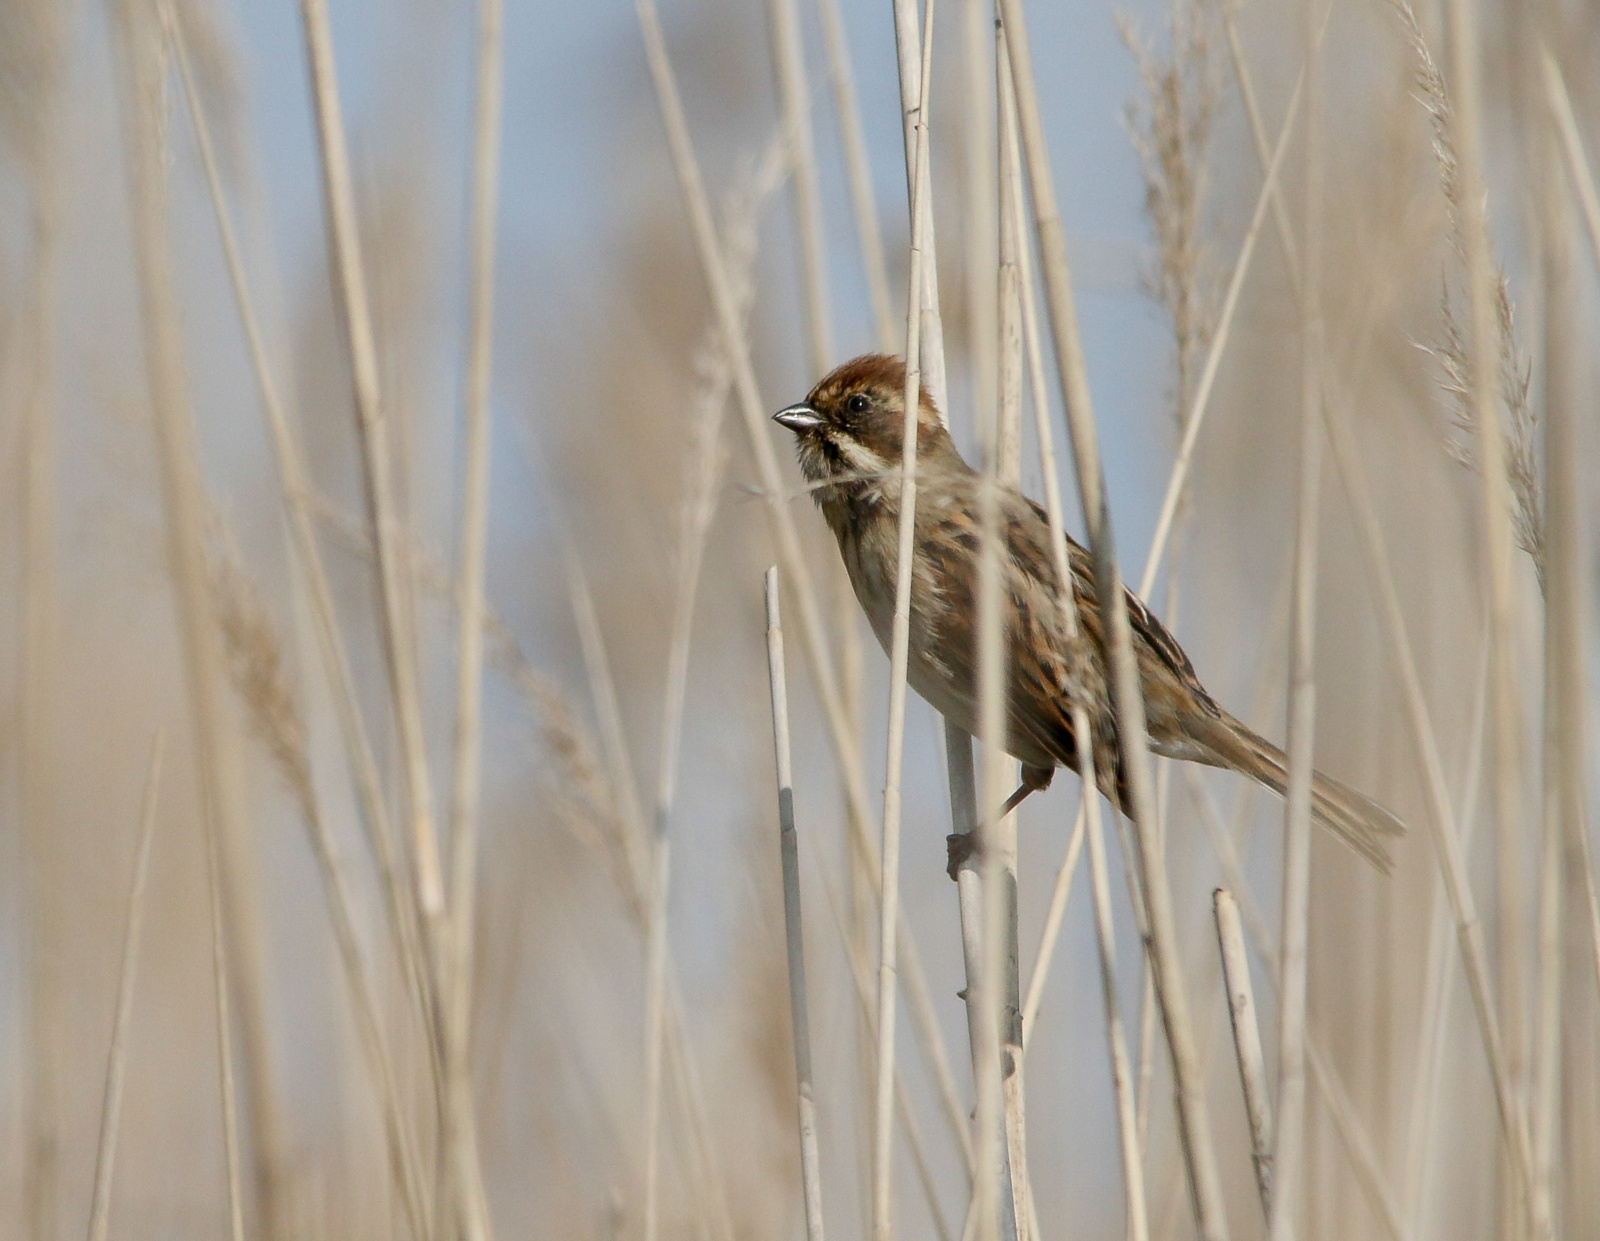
[0,0,1595,1238]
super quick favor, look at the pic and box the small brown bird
[774,353,1404,872]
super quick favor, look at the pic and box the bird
[772,352,1405,874]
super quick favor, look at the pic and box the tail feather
[1193,713,1406,873]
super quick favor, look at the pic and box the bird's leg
[946,764,1055,880]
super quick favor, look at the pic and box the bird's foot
[946,832,979,881]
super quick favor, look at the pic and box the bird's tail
[1191,712,1405,872]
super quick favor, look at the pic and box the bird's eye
[846,393,870,414]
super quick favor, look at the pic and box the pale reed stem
[815,0,896,351]
[1187,775,1406,1239]
[996,29,1142,1232]
[1214,889,1273,1220]
[630,2,973,1168]
[443,0,506,1235]
[111,6,287,1221]
[1270,18,1324,1237]
[86,736,165,1241]
[875,14,935,1236]
[997,2,1229,1234]
[765,570,827,1241]
[298,0,445,926]
[1442,0,1535,1227]
[163,2,437,1081]
[766,0,835,376]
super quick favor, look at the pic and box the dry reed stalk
[996,2,1230,1235]
[1186,776,1405,1238]
[764,569,827,1241]
[109,3,289,1225]
[162,2,437,1076]
[297,0,446,934]
[1213,888,1272,1219]
[1118,0,1220,420]
[1018,802,1085,1047]
[442,0,506,1236]
[874,12,935,1235]
[202,736,246,1241]
[814,0,896,351]
[1270,17,1325,1238]
[208,538,431,1238]
[1138,30,1317,599]
[1539,47,1600,279]
[1220,10,1299,290]
[965,0,999,455]
[1087,797,1151,1241]
[642,836,672,1241]
[641,143,775,1241]
[882,6,990,1197]
[995,36,1145,1233]
[1533,103,1584,1230]
[1118,7,1224,1166]
[766,0,834,375]
[555,541,736,1241]
[85,734,165,1241]
[1320,344,1537,1207]
[629,5,972,1167]
[810,833,955,1241]
[11,2,65,1227]
[999,45,1087,1059]
[888,0,948,409]
[754,9,875,1210]
[1401,628,1489,1232]
[1437,3,1535,1224]
[981,26,1031,1238]
[1232,13,1540,1216]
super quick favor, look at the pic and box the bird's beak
[772,403,824,433]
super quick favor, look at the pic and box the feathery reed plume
[163,0,439,1077]
[641,139,775,1241]
[206,528,432,1238]
[110,0,289,1222]
[1426,292,1542,576]
[1402,2,1541,1227]
[1118,0,1222,415]
[1395,0,1544,582]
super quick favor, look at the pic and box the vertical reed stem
[1442,0,1533,1226]
[767,0,835,375]
[86,735,165,1241]
[444,0,506,1234]
[1214,888,1274,1219]
[765,569,827,1241]
[875,15,935,1235]
[297,0,446,928]
[110,5,287,1225]
[1270,19,1324,1237]
[996,3,1229,1235]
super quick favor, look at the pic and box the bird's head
[772,354,959,497]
